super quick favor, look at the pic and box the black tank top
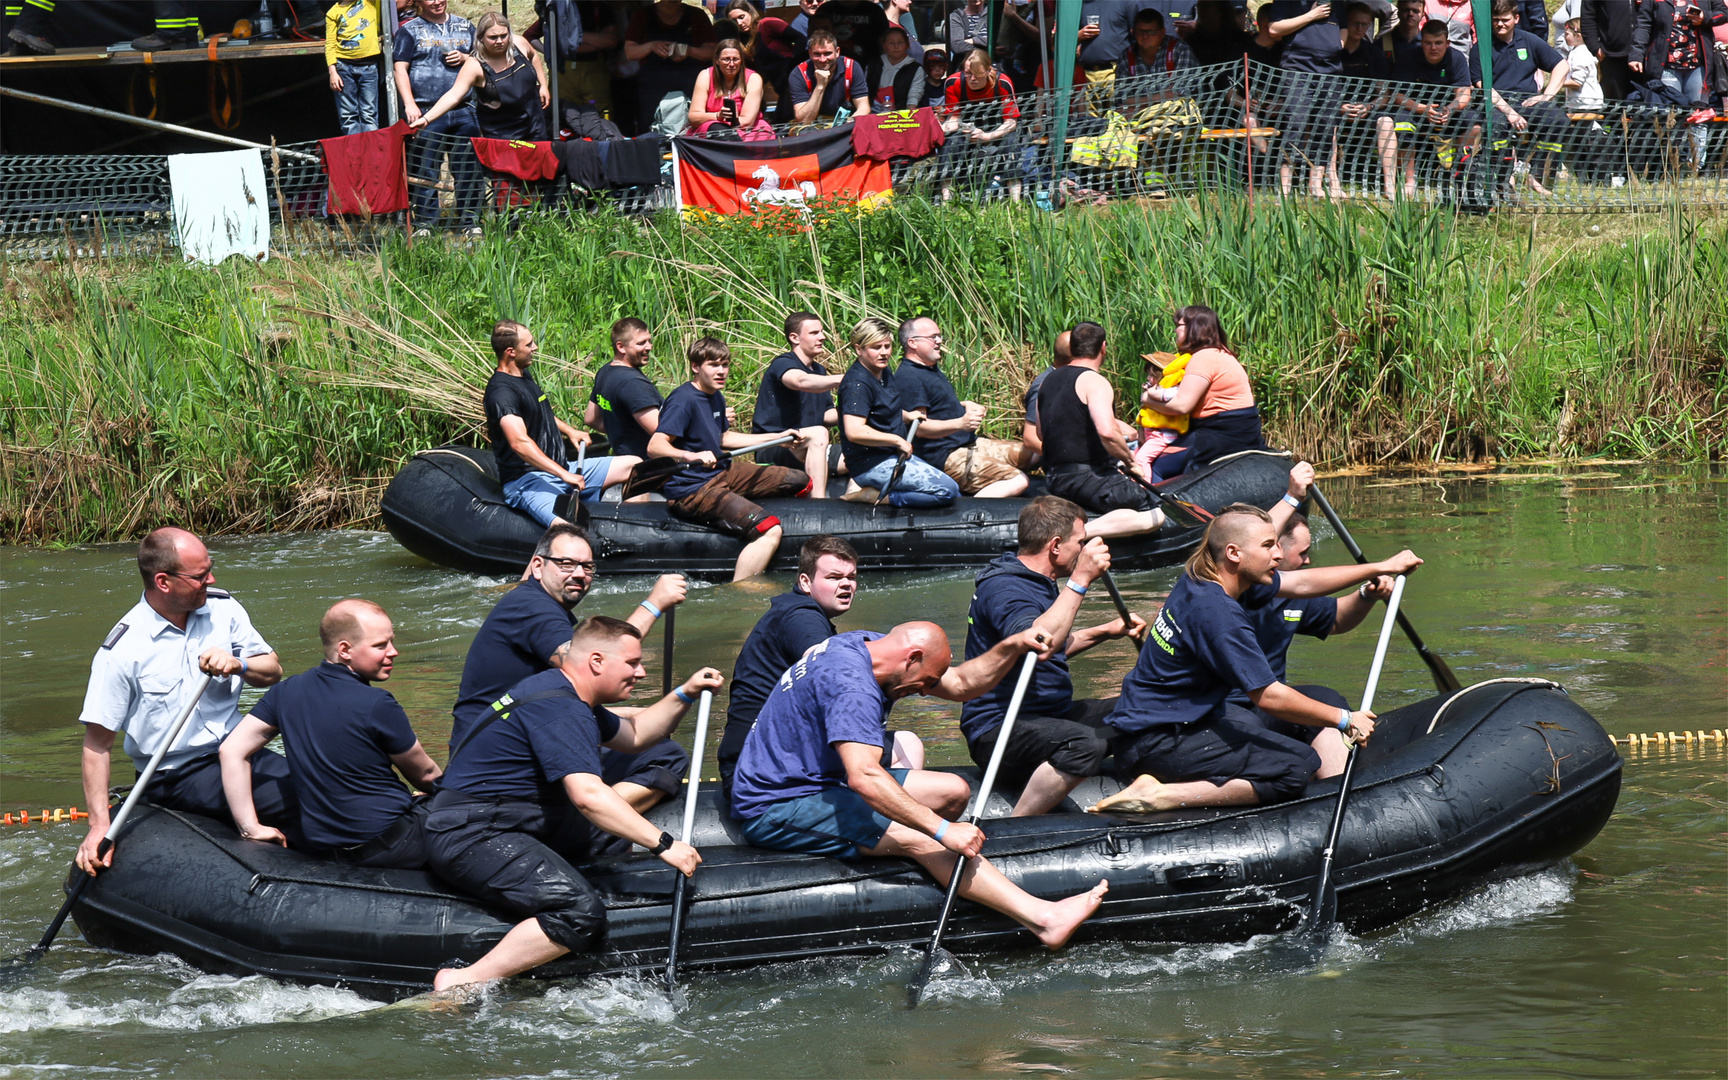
[1036,365,1112,472]
[475,47,544,141]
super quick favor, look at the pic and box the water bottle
[256,0,275,38]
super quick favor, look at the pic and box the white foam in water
[0,969,377,1035]
[489,975,680,1039]
[1395,864,1577,940]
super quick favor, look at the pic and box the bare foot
[1032,879,1109,949]
[1089,775,1169,814]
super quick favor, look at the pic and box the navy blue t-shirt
[439,669,621,804]
[451,580,575,749]
[589,363,664,459]
[1280,21,1347,74]
[1231,594,1337,704]
[837,360,907,475]
[1107,571,1282,733]
[1395,44,1472,89]
[250,661,418,850]
[1342,39,1389,80]
[485,370,567,486]
[960,553,1075,744]
[895,358,976,467]
[731,631,891,820]
[728,589,838,729]
[1469,28,1560,97]
[656,382,730,501]
[753,352,833,433]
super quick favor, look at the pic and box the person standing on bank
[1036,320,1165,539]
[730,621,1109,949]
[76,528,291,875]
[452,522,691,813]
[649,337,813,582]
[428,617,721,991]
[895,316,1030,499]
[586,317,665,479]
[1140,305,1269,482]
[1093,504,1423,814]
[487,320,635,527]
[837,317,961,507]
[394,0,481,233]
[219,599,442,868]
[753,311,844,499]
[962,496,1147,817]
[408,12,551,141]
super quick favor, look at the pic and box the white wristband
[1066,579,1088,597]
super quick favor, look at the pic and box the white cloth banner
[167,149,270,265]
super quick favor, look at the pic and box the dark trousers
[1599,55,1636,102]
[1111,703,1322,805]
[600,740,687,800]
[142,749,302,847]
[331,799,431,869]
[1252,684,1349,745]
[966,697,1118,791]
[409,107,483,227]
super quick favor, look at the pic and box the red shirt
[471,137,560,181]
[852,107,946,160]
[321,122,411,216]
[943,72,1021,121]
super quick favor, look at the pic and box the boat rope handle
[1427,677,1566,734]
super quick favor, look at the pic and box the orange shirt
[1186,348,1255,418]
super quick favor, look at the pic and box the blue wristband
[1283,493,1303,509]
[932,820,949,843]
[639,600,663,620]
[1338,709,1352,731]
[674,687,694,705]
[1066,579,1088,597]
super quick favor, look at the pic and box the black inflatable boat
[69,680,1619,999]
[379,447,1294,577]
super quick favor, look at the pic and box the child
[1561,18,1603,111]
[1135,350,1189,479]
[326,0,383,134]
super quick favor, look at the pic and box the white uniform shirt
[79,589,272,772]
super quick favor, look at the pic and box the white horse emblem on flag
[742,163,818,206]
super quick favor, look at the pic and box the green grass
[2,194,1722,545]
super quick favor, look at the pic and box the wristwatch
[648,830,675,855]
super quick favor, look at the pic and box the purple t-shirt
[729,631,891,819]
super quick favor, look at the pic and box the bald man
[78,527,290,876]
[1019,330,1072,464]
[731,621,1110,951]
[221,599,443,868]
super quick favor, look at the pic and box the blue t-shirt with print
[394,14,475,105]
[1229,593,1337,705]
[730,631,891,820]
[959,552,1074,744]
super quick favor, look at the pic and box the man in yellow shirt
[326,0,383,134]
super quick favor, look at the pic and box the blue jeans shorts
[738,769,912,860]
[502,462,615,525]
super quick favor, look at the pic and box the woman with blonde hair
[836,317,961,507]
[409,11,549,140]
[688,38,776,140]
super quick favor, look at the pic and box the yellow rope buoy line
[2,807,89,825]
[1609,729,1727,755]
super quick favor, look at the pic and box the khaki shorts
[942,437,1025,495]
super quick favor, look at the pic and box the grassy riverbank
[2,196,1722,545]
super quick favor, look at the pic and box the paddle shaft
[1308,484,1460,694]
[1112,462,1214,530]
[664,689,713,990]
[10,674,217,975]
[874,417,922,507]
[1304,575,1406,934]
[662,607,675,699]
[1099,571,1142,654]
[909,651,1038,1007]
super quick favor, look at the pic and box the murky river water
[1,467,1722,1078]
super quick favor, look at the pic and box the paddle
[663,688,714,991]
[1112,462,1214,530]
[662,606,676,699]
[1307,484,1461,694]
[0,673,218,988]
[1099,570,1143,654]
[907,650,1039,1008]
[628,433,799,494]
[1300,574,1406,939]
[873,417,922,507]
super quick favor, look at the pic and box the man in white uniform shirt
[76,527,293,875]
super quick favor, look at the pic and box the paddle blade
[905,945,966,1008]
[1158,494,1215,530]
[0,947,46,990]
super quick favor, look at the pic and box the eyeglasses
[544,557,596,574]
[165,564,215,583]
[910,333,945,343]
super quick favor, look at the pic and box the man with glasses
[76,527,293,876]
[894,316,1030,498]
[451,522,690,813]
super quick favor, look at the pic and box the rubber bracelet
[1066,580,1088,597]
[1359,581,1374,598]
[639,600,663,620]
[932,820,949,843]
[1282,492,1302,509]
[238,656,249,676]
[674,687,694,705]
[1339,709,1352,731]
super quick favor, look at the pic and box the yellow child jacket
[325,0,380,64]
[1138,352,1190,434]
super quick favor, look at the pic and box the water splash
[1394,864,1578,940]
[0,966,377,1034]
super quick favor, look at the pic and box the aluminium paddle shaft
[1304,574,1407,935]
[664,689,713,990]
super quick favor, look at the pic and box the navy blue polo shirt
[1469,28,1560,97]
[1395,44,1472,89]
[451,580,575,749]
[1229,594,1337,705]
[753,352,833,433]
[656,382,730,501]
[439,669,621,804]
[1107,571,1282,733]
[1342,39,1389,80]
[960,553,1075,744]
[249,661,418,851]
[728,589,838,729]
[1281,21,1347,74]
[837,360,907,475]
[895,358,976,468]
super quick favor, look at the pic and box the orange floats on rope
[2,806,88,825]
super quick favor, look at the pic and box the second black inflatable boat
[69,680,1620,1000]
[379,447,1294,577]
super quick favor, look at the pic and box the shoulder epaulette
[101,623,129,650]
[206,588,232,599]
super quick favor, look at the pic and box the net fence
[4,58,1723,259]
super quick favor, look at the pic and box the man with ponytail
[1093,504,1421,814]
